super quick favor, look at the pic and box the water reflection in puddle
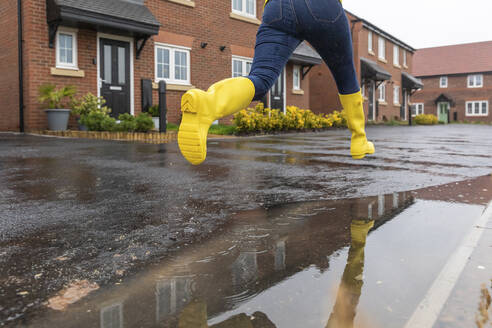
[28,191,485,328]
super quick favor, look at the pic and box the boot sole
[178,92,207,165]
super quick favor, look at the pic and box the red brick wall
[309,13,416,122]
[19,0,317,129]
[412,73,492,123]
[285,62,310,109]
[0,0,20,131]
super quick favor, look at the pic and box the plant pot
[45,109,71,131]
[152,117,160,130]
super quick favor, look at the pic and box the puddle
[23,191,486,328]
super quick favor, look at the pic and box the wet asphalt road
[1,124,492,325]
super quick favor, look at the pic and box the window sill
[403,64,408,69]
[363,96,368,100]
[378,57,387,64]
[292,89,304,95]
[467,86,483,89]
[466,114,489,117]
[229,12,261,25]
[368,50,375,56]
[152,82,195,91]
[393,103,401,107]
[51,67,85,77]
[167,0,195,7]
[393,64,401,69]
[378,101,387,106]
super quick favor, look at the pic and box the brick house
[411,41,492,123]
[0,0,321,132]
[310,10,422,122]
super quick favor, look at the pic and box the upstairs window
[440,76,448,88]
[393,45,399,66]
[56,29,78,69]
[378,37,386,60]
[368,31,373,53]
[232,0,256,18]
[468,74,483,88]
[403,50,407,67]
[232,56,252,77]
[155,43,191,85]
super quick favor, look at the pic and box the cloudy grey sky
[343,0,492,49]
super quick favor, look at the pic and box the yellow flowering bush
[414,114,438,125]
[234,103,346,133]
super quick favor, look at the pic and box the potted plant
[148,105,160,130]
[73,93,110,131]
[38,84,76,131]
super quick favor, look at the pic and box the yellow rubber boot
[339,91,375,159]
[178,77,255,165]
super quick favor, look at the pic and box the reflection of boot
[178,77,255,165]
[339,92,375,159]
[350,220,375,245]
[326,220,374,328]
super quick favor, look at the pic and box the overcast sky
[343,0,492,49]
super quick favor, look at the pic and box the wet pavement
[1,124,492,327]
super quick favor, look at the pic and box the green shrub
[72,93,111,117]
[414,114,438,125]
[80,111,110,131]
[100,116,117,131]
[135,113,154,132]
[116,113,137,132]
[148,105,160,117]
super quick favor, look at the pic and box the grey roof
[290,42,322,65]
[360,57,391,81]
[55,0,160,26]
[401,72,423,90]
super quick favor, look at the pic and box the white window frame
[361,83,365,97]
[466,100,488,117]
[467,74,483,88]
[293,65,301,90]
[231,55,253,78]
[403,50,407,67]
[393,85,400,105]
[378,82,386,102]
[393,45,399,66]
[440,76,448,88]
[232,0,257,19]
[412,103,424,116]
[378,37,386,60]
[154,43,191,85]
[56,28,78,70]
[368,31,373,54]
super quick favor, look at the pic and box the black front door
[270,69,284,111]
[401,89,407,120]
[100,38,131,118]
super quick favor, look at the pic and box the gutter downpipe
[18,0,24,132]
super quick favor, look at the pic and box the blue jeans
[248,0,360,100]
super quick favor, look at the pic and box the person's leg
[178,0,301,165]
[296,0,375,159]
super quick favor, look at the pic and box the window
[403,50,407,67]
[412,103,424,116]
[393,45,399,66]
[378,37,386,60]
[56,29,77,69]
[293,65,301,90]
[368,31,373,53]
[232,0,256,18]
[361,84,365,97]
[440,76,448,88]
[378,82,386,102]
[466,101,488,116]
[468,74,483,88]
[232,56,252,78]
[393,86,400,104]
[155,43,191,85]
